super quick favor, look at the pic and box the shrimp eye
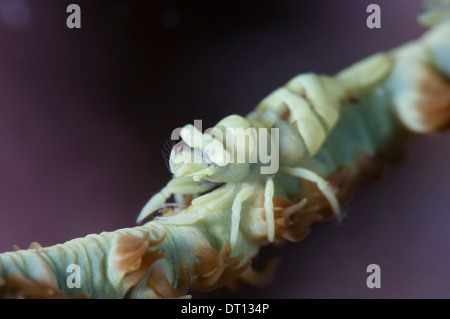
[203,139,231,167]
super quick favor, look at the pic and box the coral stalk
[1,5,450,299]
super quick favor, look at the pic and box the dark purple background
[0,0,449,298]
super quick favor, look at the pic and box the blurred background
[0,0,449,298]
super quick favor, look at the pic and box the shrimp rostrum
[1,6,450,298]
